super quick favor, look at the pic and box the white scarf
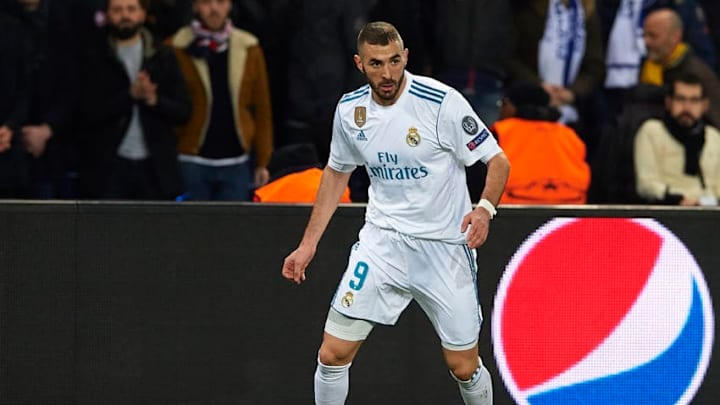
[605,0,646,88]
[538,0,586,123]
[191,19,233,54]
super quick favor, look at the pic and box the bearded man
[77,0,191,199]
[635,72,720,206]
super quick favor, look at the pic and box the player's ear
[353,54,364,73]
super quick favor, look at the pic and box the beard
[108,21,141,40]
[367,71,405,105]
[674,112,698,128]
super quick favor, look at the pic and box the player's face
[193,0,232,31]
[666,82,708,128]
[354,41,408,106]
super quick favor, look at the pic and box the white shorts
[329,222,482,349]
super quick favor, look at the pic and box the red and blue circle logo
[493,218,714,404]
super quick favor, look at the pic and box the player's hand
[282,244,316,285]
[461,206,491,249]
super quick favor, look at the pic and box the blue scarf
[605,0,647,88]
[538,0,586,123]
[538,0,586,88]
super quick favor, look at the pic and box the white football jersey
[328,71,503,243]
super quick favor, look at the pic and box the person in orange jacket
[493,81,591,204]
[254,143,351,203]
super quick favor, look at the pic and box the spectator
[507,0,605,128]
[77,0,191,199]
[245,0,292,150]
[170,0,273,201]
[426,0,509,126]
[634,72,720,205]
[599,1,714,95]
[13,0,77,198]
[282,0,368,164]
[0,4,30,198]
[640,7,720,127]
[493,81,590,204]
[600,0,652,113]
[253,143,351,203]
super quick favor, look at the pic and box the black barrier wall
[0,202,718,404]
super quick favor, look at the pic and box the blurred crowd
[1,0,719,205]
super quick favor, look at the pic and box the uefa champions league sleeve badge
[462,116,479,135]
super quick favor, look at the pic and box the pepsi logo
[493,218,714,405]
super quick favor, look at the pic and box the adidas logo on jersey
[356,130,368,141]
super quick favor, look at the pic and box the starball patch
[462,116,479,135]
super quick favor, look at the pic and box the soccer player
[281,21,510,405]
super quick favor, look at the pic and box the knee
[449,358,480,382]
[318,342,354,366]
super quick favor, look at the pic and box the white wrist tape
[477,198,497,219]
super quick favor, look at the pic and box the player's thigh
[412,241,482,349]
[330,224,412,325]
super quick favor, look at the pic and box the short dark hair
[356,21,404,52]
[667,72,705,98]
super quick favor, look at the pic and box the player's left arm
[462,152,510,248]
[479,152,510,207]
[437,88,510,247]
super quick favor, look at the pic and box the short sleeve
[327,105,363,172]
[437,89,503,166]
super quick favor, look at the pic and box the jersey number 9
[349,261,369,291]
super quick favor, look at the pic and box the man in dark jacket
[78,0,190,199]
[282,0,368,164]
[9,0,78,198]
[0,4,30,197]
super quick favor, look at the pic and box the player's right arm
[282,166,353,284]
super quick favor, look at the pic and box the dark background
[0,202,717,404]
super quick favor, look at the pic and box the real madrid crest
[406,127,421,147]
[341,291,354,308]
[354,107,367,128]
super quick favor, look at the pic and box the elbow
[492,152,511,179]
